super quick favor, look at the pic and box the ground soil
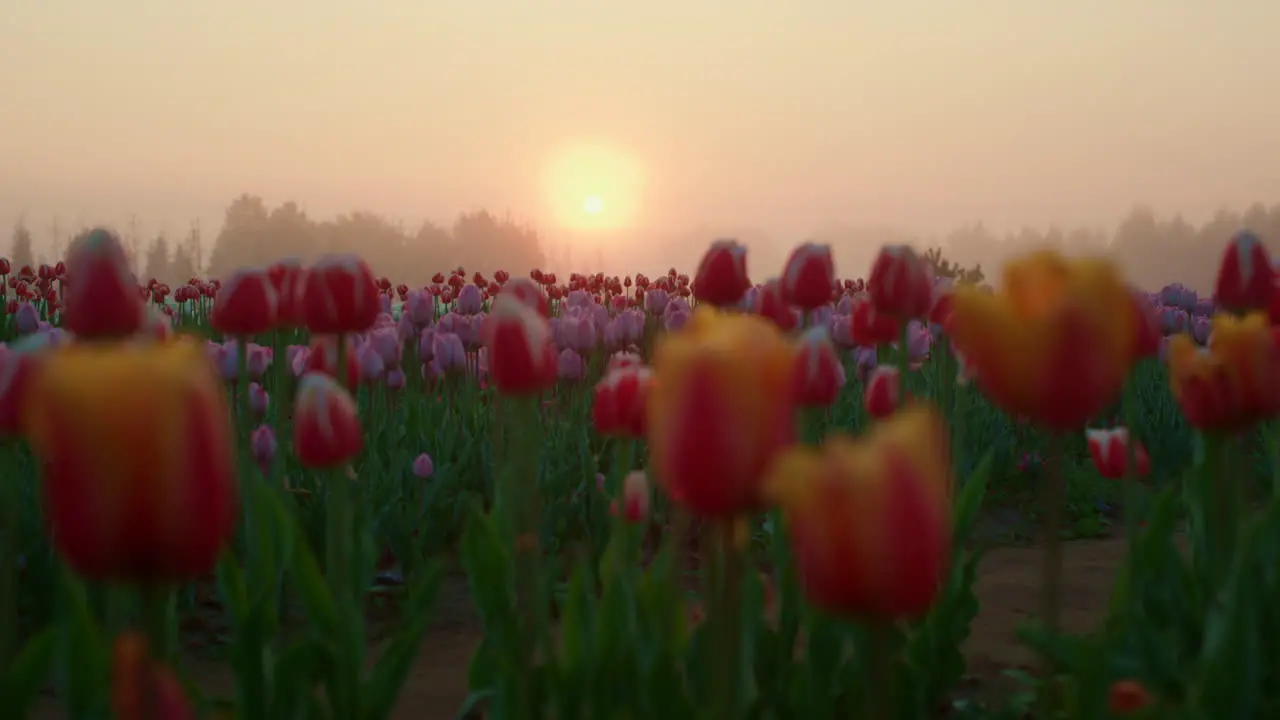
[31,537,1129,719]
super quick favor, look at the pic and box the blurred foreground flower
[484,293,557,395]
[766,403,952,619]
[691,240,751,307]
[23,338,236,583]
[648,306,796,518]
[111,633,195,720]
[948,250,1138,430]
[1167,311,1280,431]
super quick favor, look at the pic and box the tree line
[8,195,1280,292]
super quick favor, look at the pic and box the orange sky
[3,0,1280,271]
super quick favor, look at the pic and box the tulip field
[3,230,1280,719]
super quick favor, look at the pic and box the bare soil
[31,537,1129,719]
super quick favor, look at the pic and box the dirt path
[31,538,1129,719]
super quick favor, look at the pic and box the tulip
[692,240,751,307]
[0,332,59,437]
[792,327,845,408]
[292,371,364,469]
[23,339,236,583]
[1107,679,1154,716]
[648,306,796,517]
[947,250,1138,430]
[62,228,145,340]
[751,279,800,332]
[1167,312,1280,431]
[780,242,836,310]
[499,277,551,318]
[1214,230,1272,314]
[766,403,952,619]
[867,245,933,319]
[211,268,278,336]
[864,364,901,419]
[849,294,900,346]
[301,255,380,334]
[303,336,362,393]
[483,294,557,396]
[110,633,196,720]
[592,364,653,438]
[266,259,307,328]
[247,382,270,416]
[1086,427,1150,479]
[412,453,435,479]
[250,425,277,473]
[610,471,651,523]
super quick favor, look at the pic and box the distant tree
[922,246,984,285]
[170,242,197,284]
[9,221,34,270]
[143,235,172,283]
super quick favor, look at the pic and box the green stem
[0,442,17,674]
[141,586,172,661]
[506,395,544,718]
[1037,434,1065,717]
[866,622,896,720]
[715,519,745,718]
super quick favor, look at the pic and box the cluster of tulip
[2,216,1279,717]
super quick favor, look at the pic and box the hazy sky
[4,0,1280,261]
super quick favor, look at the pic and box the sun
[541,141,645,232]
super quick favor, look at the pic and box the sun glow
[541,142,645,232]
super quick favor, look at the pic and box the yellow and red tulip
[647,306,796,518]
[948,250,1138,430]
[1167,311,1280,431]
[22,338,236,584]
[766,403,952,619]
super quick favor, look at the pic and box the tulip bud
[610,470,650,523]
[111,633,196,720]
[867,245,932,319]
[849,295,900,346]
[412,452,434,478]
[649,307,796,517]
[1107,679,1153,716]
[62,228,145,340]
[250,425,278,473]
[592,364,653,438]
[483,294,556,396]
[1215,230,1272,314]
[780,242,836,311]
[751,279,800,332]
[1086,427,1150,479]
[23,339,236,583]
[247,382,270,416]
[766,404,951,620]
[292,372,364,469]
[792,327,845,408]
[211,268,278,336]
[692,240,751,307]
[266,259,307,328]
[301,255,380,335]
[864,364,901,418]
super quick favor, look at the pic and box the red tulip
[211,268,278,336]
[849,295,900,346]
[780,242,835,310]
[609,471,651,523]
[864,364,900,419]
[793,328,844,407]
[1086,427,1150,479]
[62,228,145,340]
[498,276,551,318]
[867,245,933,319]
[0,333,56,437]
[483,294,557,396]
[1215,230,1272,314]
[303,336,361,394]
[266,259,307,327]
[1107,679,1154,716]
[292,371,364,469]
[301,255,380,334]
[692,240,751,307]
[111,633,196,720]
[752,279,799,332]
[592,364,653,438]
[23,339,236,583]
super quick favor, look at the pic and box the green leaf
[0,627,57,717]
[361,562,442,720]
